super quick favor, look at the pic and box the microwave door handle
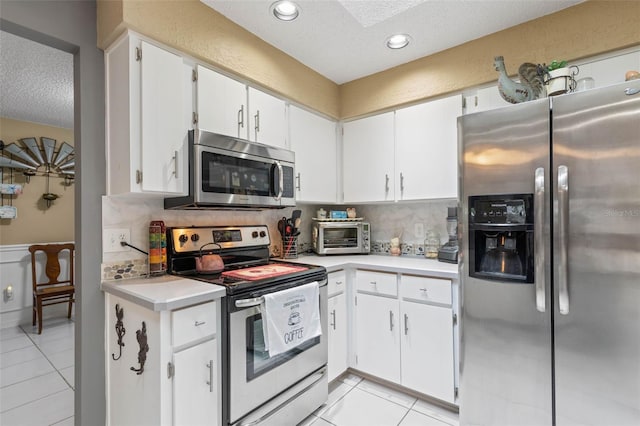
[273,161,284,201]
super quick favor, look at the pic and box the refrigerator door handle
[534,167,546,313]
[558,165,570,315]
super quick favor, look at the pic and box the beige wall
[0,117,74,245]
[97,1,640,119]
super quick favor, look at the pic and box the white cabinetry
[463,85,511,115]
[395,95,462,200]
[327,270,347,381]
[106,32,189,195]
[354,270,400,383]
[248,87,287,147]
[400,275,455,403]
[289,106,338,203]
[105,295,219,426]
[343,112,395,203]
[353,270,456,404]
[195,65,247,138]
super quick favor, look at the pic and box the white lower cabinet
[173,339,218,425]
[327,270,348,381]
[105,294,220,426]
[352,270,456,404]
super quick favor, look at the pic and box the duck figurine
[494,56,546,104]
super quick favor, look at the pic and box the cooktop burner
[166,225,325,295]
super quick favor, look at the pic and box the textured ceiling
[0,30,73,129]
[203,0,584,84]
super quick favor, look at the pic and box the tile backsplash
[101,196,457,265]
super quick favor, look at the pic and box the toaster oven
[312,221,370,255]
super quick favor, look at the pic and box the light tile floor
[1,319,459,426]
[300,374,459,426]
[0,318,75,426]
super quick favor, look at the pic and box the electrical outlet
[414,223,424,239]
[103,228,131,253]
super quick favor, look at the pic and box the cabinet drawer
[172,301,216,347]
[356,270,397,297]
[328,270,346,296]
[401,275,451,305]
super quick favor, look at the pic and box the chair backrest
[28,243,75,290]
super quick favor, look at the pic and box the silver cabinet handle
[172,150,179,179]
[238,105,244,129]
[419,288,428,293]
[235,296,265,308]
[335,281,343,286]
[389,310,394,331]
[254,110,260,139]
[206,360,214,393]
[330,309,336,330]
[385,174,390,193]
[404,313,408,335]
[558,165,570,315]
[194,320,206,327]
[534,167,546,313]
[400,172,405,193]
[295,172,301,191]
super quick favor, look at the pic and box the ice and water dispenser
[468,194,534,283]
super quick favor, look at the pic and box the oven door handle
[235,296,265,308]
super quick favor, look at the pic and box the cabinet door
[196,65,247,138]
[464,85,511,115]
[173,339,218,426]
[248,87,287,147]
[355,293,400,383]
[343,112,395,203]
[401,301,455,403]
[289,106,337,203]
[395,95,461,200]
[140,40,187,194]
[328,293,348,382]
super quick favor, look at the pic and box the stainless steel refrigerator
[458,80,640,426]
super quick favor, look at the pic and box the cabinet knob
[194,320,206,327]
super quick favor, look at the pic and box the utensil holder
[283,236,298,259]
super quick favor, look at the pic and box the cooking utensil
[195,242,224,274]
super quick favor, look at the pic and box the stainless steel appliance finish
[166,225,328,426]
[164,130,296,209]
[312,221,370,255]
[458,80,640,425]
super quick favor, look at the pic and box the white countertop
[290,254,459,280]
[101,274,226,312]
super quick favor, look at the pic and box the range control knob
[191,234,200,242]
[178,234,188,243]
[252,231,259,238]
[259,231,267,238]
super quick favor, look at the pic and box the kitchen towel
[261,281,321,357]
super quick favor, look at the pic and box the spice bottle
[149,220,166,274]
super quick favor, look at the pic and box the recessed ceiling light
[271,1,300,21]
[386,34,411,49]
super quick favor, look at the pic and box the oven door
[228,279,328,424]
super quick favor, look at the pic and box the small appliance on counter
[311,220,370,255]
[438,207,459,263]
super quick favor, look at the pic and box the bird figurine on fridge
[494,56,546,103]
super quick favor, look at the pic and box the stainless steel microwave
[312,221,370,255]
[165,130,296,209]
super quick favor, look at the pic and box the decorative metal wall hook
[130,321,149,375]
[111,304,126,361]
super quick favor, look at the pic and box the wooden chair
[28,243,75,334]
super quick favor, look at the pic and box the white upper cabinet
[289,106,337,203]
[248,87,287,148]
[196,65,247,139]
[343,112,395,203]
[106,33,189,195]
[395,94,462,200]
[464,85,511,115]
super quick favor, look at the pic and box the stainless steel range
[167,225,328,426]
